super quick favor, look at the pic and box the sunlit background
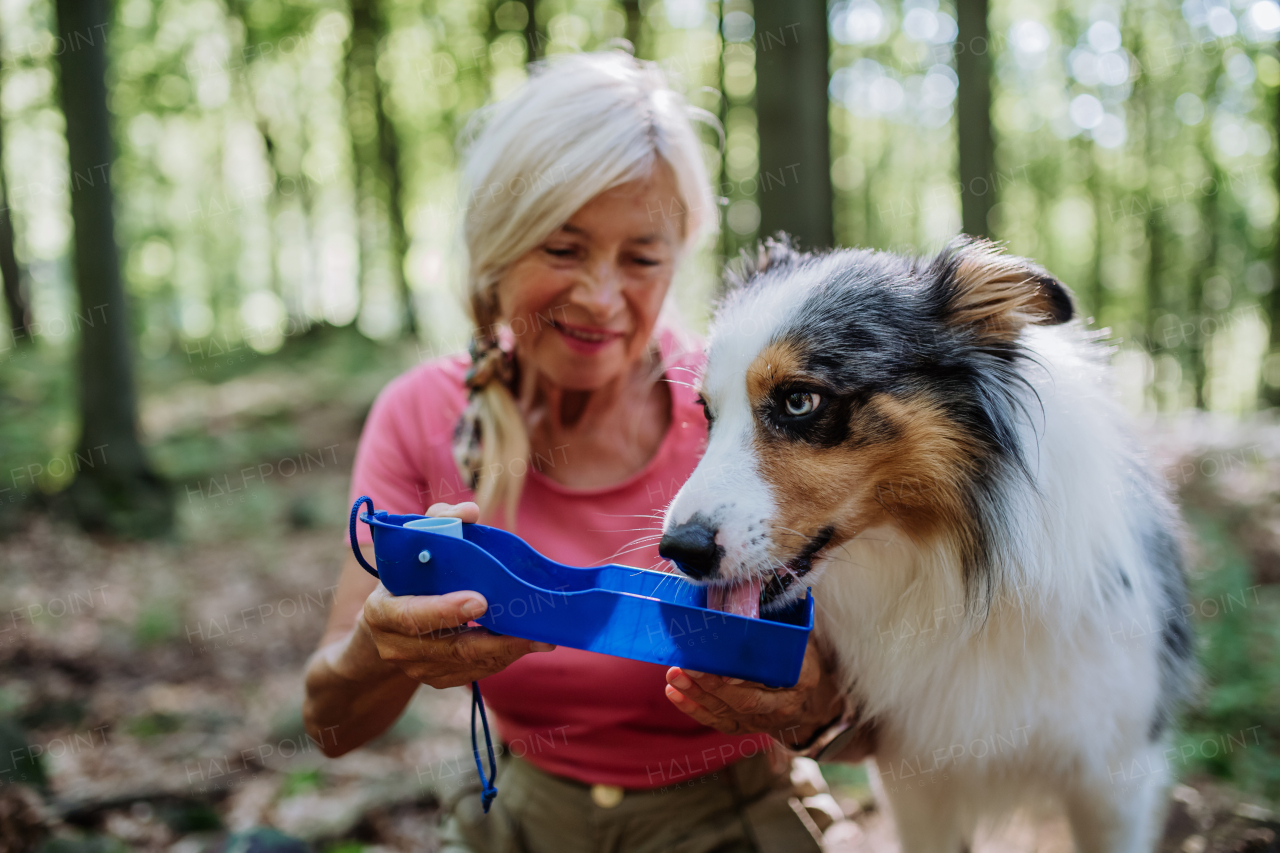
[4,0,1280,418]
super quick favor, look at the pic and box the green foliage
[0,344,77,514]
[126,711,184,738]
[820,761,870,789]
[19,698,86,730]
[134,600,183,646]
[280,768,325,798]
[38,836,130,853]
[0,717,48,789]
[221,828,311,853]
[267,704,311,745]
[1179,513,1280,797]
[369,707,424,746]
[155,800,223,833]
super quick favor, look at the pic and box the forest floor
[1,331,1279,852]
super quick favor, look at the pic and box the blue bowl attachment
[350,496,812,688]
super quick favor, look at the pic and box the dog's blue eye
[784,392,819,417]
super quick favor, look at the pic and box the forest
[1,0,1279,851]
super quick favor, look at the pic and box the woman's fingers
[364,585,487,637]
[664,641,848,751]
[664,668,737,716]
[664,666,831,747]
[426,501,480,523]
[361,585,555,685]
[377,626,550,674]
[664,685,742,734]
[668,668,797,719]
[449,626,552,668]
[394,628,547,687]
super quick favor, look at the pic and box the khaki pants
[439,749,824,853]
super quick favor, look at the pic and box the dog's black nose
[659,520,722,580]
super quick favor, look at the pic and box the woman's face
[497,163,684,391]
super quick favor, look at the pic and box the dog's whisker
[769,525,813,542]
[594,511,668,522]
[599,539,666,564]
[591,527,665,535]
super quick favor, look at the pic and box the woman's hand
[349,501,556,690]
[664,635,874,760]
[305,501,555,755]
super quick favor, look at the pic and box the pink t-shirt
[347,330,772,788]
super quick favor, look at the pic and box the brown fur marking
[744,344,982,565]
[952,244,1062,340]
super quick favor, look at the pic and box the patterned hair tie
[464,335,514,390]
[453,336,514,490]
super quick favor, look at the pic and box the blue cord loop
[350,496,378,578]
[471,681,499,812]
[349,495,500,813]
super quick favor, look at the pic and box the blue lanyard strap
[351,495,498,812]
[471,680,499,812]
[349,495,379,578]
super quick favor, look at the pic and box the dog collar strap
[785,709,845,755]
[787,703,869,763]
[809,717,863,763]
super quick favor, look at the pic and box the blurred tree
[1086,144,1106,323]
[715,0,730,269]
[1136,37,1164,352]
[622,0,641,54]
[0,77,31,343]
[755,0,833,249]
[224,1,310,308]
[1270,82,1280,408]
[55,0,171,536]
[1190,157,1223,409]
[955,0,993,238]
[524,0,545,60]
[347,0,415,336]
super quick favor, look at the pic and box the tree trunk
[754,0,833,250]
[1138,55,1160,350]
[347,0,415,335]
[1267,83,1280,407]
[0,63,31,343]
[223,2,285,307]
[1190,159,1221,410]
[523,0,544,60]
[1087,150,1106,325]
[715,0,730,270]
[622,0,641,56]
[1145,199,1164,352]
[955,0,994,238]
[55,0,171,536]
[371,15,414,336]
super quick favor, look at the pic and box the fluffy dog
[659,237,1194,853]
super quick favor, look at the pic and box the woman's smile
[551,318,626,355]
[497,164,682,392]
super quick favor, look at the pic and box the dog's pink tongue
[708,579,763,619]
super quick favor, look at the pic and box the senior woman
[303,52,868,853]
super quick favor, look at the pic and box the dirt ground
[1,413,1278,852]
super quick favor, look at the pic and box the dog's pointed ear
[929,237,1073,342]
[725,233,801,291]
[754,233,799,274]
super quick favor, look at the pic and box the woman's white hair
[453,50,719,524]
[460,50,718,296]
